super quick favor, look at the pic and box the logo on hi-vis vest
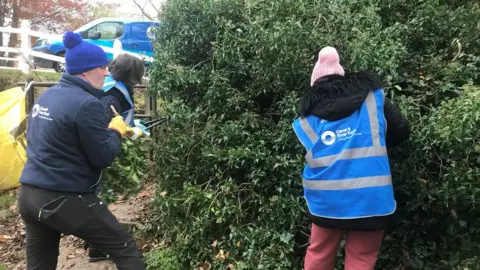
[321,131,336,145]
[336,127,362,141]
[31,104,53,121]
[321,127,363,145]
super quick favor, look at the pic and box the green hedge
[99,139,148,204]
[0,70,60,89]
[145,0,480,269]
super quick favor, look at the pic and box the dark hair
[108,54,145,86]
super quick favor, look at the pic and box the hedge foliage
[0,70,60,90]
[145,0,480,269]
[99,139,148,204]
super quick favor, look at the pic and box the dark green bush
[146,0,480,268]
[99,139,148,204]
[376,86,480,269]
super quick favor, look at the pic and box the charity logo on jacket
[19,74,122,193]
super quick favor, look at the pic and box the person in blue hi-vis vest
[101,53,147,132]
[84,53,147,263]
[294,47,410,270]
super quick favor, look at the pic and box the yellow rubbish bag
[0,87,27,191]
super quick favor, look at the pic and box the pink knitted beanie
[310,46,345,86]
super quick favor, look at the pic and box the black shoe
[88,248,111,263]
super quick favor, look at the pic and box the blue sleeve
[99,95,122,121]
[75,99,122,169]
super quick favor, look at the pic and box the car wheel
[53,52,66,73]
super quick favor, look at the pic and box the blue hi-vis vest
[292,89,396,219]
[103,75,135,126]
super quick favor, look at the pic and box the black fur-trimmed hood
[300,71,383,121]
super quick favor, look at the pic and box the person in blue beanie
[17,31,146,270]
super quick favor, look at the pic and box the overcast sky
[91,0,164,19]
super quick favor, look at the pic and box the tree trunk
[0,0,9,66]
[7,0,21,67]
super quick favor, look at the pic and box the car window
[35,39,47,46]
[86,22,124,40]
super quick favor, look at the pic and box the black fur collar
[300,71,383,120]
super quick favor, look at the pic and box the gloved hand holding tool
[110,106,168,140]
[134,118,167,137]
[109,105,142,139]
[108,106,128,137]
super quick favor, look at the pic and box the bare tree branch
[132,0,154,20]
[148,0,160,15]
[29,7,69,25]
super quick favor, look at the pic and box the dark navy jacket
[19,74,122,193]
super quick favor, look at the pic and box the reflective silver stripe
[382,91,388,132]
[303,175,392,190]
[300,118,318,144]
[305,146,387,167]
[124,110,135,125]
[365,90,381,146]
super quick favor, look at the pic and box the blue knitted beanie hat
[63,31,108,75]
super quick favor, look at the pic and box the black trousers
[18,184,146,270]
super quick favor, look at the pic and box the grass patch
[0,69,60,90]
[144,248,181,270]
[0,192,15,210]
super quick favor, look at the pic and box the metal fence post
[150,92,158,162]
[24,78,35,114]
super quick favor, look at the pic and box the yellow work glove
[108,106,127,137]
[126,127,144,140]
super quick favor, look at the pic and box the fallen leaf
[65,261,76,268]
[1,235,13,240]
[215,249,227,261]
[198,261,211,270]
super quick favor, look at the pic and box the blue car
[32,18,160,72]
